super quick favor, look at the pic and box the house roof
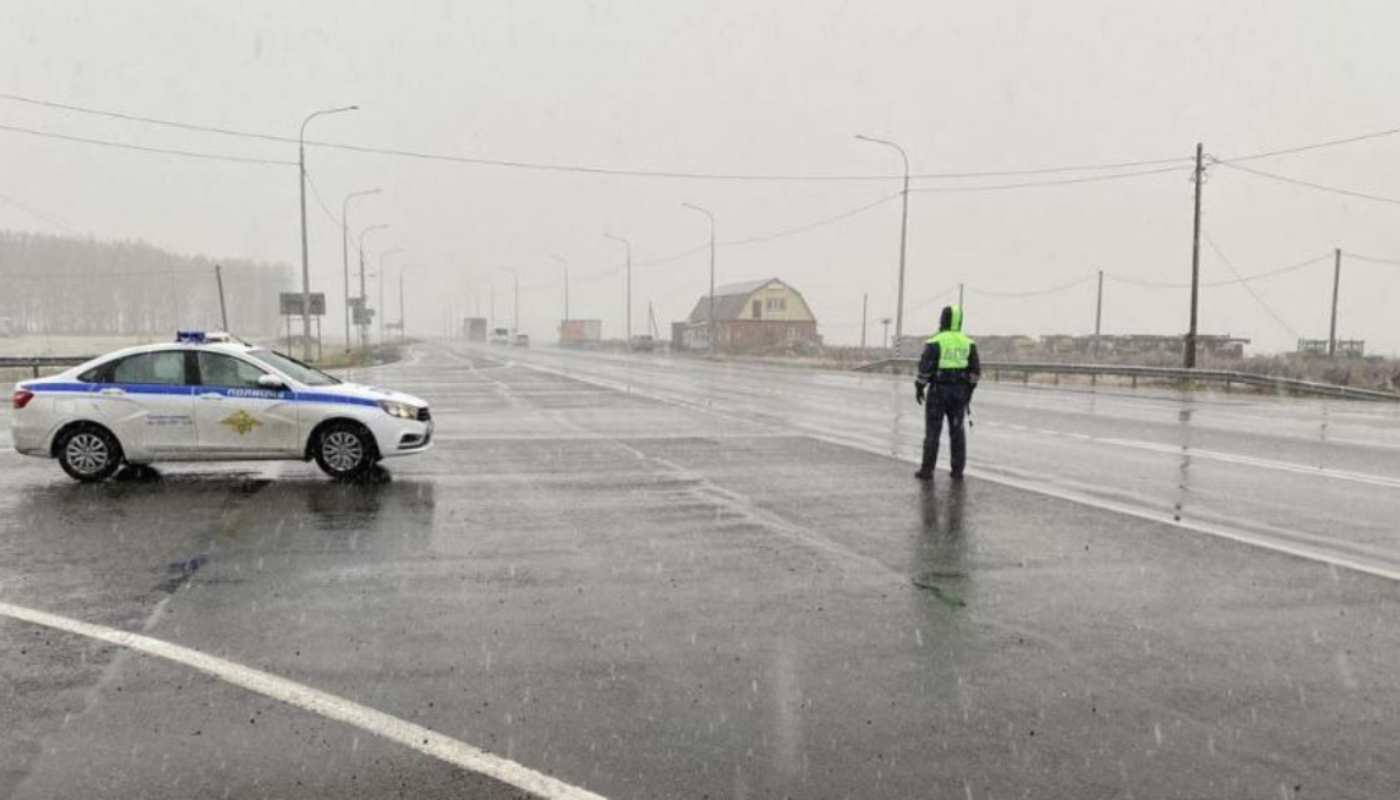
[687,278,782,323]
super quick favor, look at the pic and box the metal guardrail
[0,355,95,379]
[856,358,1400,402]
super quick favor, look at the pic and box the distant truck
[630,334,655,352]
[559,319,602,347]
[489,326,511,346]
[462,317,487,342]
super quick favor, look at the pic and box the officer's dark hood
[938,305,964,333]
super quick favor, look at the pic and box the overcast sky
[3,0,1399,353]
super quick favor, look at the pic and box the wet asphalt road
[2,343,1399,799]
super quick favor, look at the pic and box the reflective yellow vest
[926,305,973,370]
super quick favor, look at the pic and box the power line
[1105,253,1331,289]
[906,283,961,313]
[1343,251,1400,267]
[912,164,1191,194]
[1203,233,1299,338]
[8,90,1397,184]
[0,191,77,234]
[966,274,1095,298]
[1211,160,1400,207]
[303,171,344,227]
[637,191,901,267]
[0,92,1192,181]
[572,192,901,281]
[1219,126,1400,164]
[0,121,296,166]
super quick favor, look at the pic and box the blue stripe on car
[27,383,380,407]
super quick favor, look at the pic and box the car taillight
[12,389,34,410]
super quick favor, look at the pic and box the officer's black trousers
[921,382,971,476]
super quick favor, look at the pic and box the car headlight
[378,400,419,420]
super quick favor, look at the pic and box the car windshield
[247,349,339,386]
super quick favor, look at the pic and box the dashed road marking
[0,599,607,800]
[506,350,1400,584]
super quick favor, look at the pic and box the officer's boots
[914,440,937,481]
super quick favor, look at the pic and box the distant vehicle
[10,331,432,482]
[489,327,511,345]
[559,319,603,347]
[463,317,487,342]
[513,333,531,348]
[631,335,655,352]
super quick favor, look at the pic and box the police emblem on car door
[193,353,299,455]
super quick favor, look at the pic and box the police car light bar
[175,331,235,344]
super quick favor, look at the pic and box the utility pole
[1093,268,1104,358]
[297,104,357,360]
[397,266,410,343]
[1185,141,1204,368]
[880,317,892,350]
[357,225,389,350]
[958,282,964,308]
[680,205,716,352]
[214,264,229,331]
[377,248,401,344]
[1329,248,1342,357]
[604,234,633,348]
[856,134,910,347]
[860,293,868,351]
[549,254,569,326]
[341,188,379,352]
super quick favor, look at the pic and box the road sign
[279,292,326,316]
[353,306,375,325]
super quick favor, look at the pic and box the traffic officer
[914,304,980,481]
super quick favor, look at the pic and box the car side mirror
[257,374,286,390]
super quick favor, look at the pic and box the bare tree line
[0,230,290,336]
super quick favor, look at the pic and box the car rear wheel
[57,425,122,482]
[313,422,377,479]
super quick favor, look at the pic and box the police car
[9,332,432,481]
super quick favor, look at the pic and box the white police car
[9,332,432,481]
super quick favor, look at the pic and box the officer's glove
[914,384,925,405]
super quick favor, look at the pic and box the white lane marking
[510,356,1400,584]
[1096,436,1400,489]
[0,600,606,800]
[982,421,1400,489]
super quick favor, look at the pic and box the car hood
[307,381,427,408]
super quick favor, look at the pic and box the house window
[752,300,762,319]
[765,297,787,311]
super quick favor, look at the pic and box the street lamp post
[379,247,404,344]
[550,254,568,325]
[604,234,633,349]
[341,188,380,353]
[357,225,389,349]
[855,134,910,351]
[680,204,716,352]
[399,265,410,343]
[298,104,358,360]
[496,267,519,335]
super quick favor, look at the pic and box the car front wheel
[57,425,122,482]
[313,422,377,479]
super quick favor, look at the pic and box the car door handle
[99,388,126,396]
[198,393,224,400]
